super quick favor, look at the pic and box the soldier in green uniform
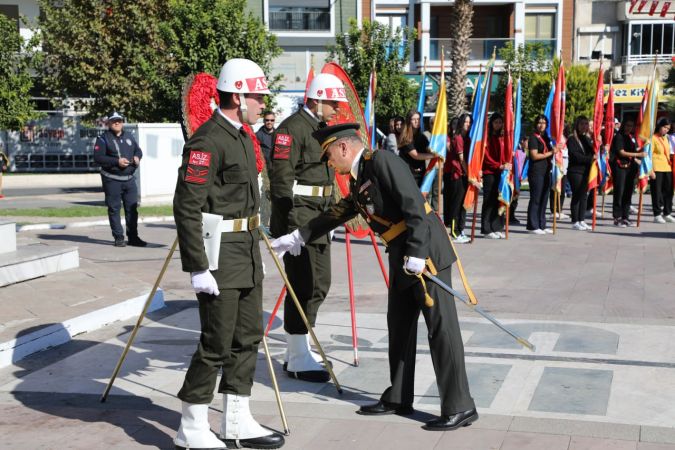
[173,58,284,450]
[272,123,478,431]
[269,73,348,382]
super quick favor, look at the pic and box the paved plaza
[1,180,675,449]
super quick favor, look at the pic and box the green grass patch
[0,204,173,218]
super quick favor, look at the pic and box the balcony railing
[269,9,330,31]
[429,38,515,61]
[623,53,674,65]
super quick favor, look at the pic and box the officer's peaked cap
[108,111,124,121]
[312,123,360,152]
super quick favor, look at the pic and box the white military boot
[283,334,326,366]
[174,402,226,450]
[220,394,284,449]
[285,333,329,382]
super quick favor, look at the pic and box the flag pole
[437,47,445,215]
[505,205,510,239]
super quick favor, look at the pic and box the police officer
[93,112,146,247]
[272,123,477,431]
[172,58,284,450]
[269,73,347,382]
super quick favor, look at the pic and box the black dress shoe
[356,400,414,416]
[286,368,330,383]
[127,236,147,247]
[422,408,478,431]
[114,237,126,247]
[510,217,521,225]
[223,432,285,449]
[282,360,332,371]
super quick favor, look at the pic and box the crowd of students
[383,109,675,243]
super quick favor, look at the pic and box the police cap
[108,111,124,122]
[312,122,360,154]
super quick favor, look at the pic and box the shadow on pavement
[37,233,113,246]
[10,320,188,448]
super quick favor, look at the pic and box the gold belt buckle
[311,186,321,196]
[232,219,244,232]
[323,186,333,197]
[248,215,260,230]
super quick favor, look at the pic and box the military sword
[423,272,536,352]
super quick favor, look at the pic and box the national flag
[420,67,448,195]
[602,81,616,194]
[512,78,524,191]
[629,0,639,12]
[637,0,648,13]
[551,63,566,193]
[471,71,484,127]
[364,70,377,149]
[417,67,427,133]
[498,75,514,213]
[303,66,315,104]
[638,69,659,193]
[543,83,555,138]
[464,58,494,209]
[588,66,605,191]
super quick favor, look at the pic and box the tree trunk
[448,0,474,118]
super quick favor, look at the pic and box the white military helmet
[306,73,348,103]
[217,58,271,94]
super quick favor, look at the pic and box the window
[269,0,330,32]
[0,5,20,32]
[630,23,675,57]
[525,13,556,57]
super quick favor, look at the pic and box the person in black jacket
[526,115,561,234]
[610,118,645,227]
[397,110,436,186]
[566,116,596,230]
[93,112,146,247]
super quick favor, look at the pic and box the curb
[0,289,165,368]
[15,216,175,232]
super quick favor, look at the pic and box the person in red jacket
[481,113,512,239]
[444,113,472,244]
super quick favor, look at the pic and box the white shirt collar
[303,106,319,122]
[350,148,366,179]
[218,108,242,129]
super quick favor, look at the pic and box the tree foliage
[36,0,281,122]
[328,19,417,131]
[161,0,283,116]
[448,0,474,118]
[564,64,598,122]
[0,14,38,130]
[494,42,597,133]
[494,42,552,130]
[37,0,176,122]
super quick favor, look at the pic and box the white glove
[329,230,335,241]
[403,256,426,275]
[190,270,220,296]
[271,229,304,258]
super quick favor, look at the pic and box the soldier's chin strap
[238,93,249,124]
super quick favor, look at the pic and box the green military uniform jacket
[173,111,263,289]
[269,108,334,243]
[299,149,456,290]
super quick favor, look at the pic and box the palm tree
[448,0,474,118]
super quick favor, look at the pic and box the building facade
[573,0,673,119]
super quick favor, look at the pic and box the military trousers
[178,283,262,404]
[380,266,475,416]
[283,242,331,334]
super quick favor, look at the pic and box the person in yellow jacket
[649,117,673,223]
